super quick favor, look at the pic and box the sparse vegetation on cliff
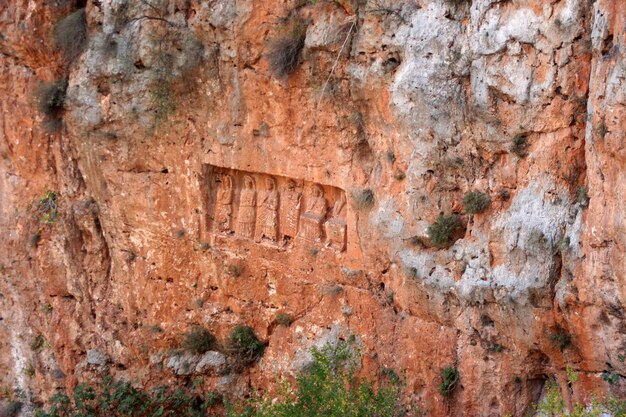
[267,20,307,78]
[227,342,403,417]
[427,214,462,246]
[463,190,490,214]
[53,8,88,64]
[182,326,217,354]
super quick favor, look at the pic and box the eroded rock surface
[0,0,624,416]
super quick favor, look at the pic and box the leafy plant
[602,371,619,385]
[54,8,88,63]
[427,215,462,246]
[34,190,60,225]
[228,326,265,367]
[182,327,217,354]
[462,191,490,214]
[438,367,459,397]
[267,20,307,78]
[566,365,579,384]
[228,342,402,417]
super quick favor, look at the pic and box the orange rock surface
[0,0,624,416]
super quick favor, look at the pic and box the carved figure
[325,193,347,251]
[299,184,328,242]
[280,179,302,242]
[237,175,257,238]
[215,174,233,233]
[259,177,279,241]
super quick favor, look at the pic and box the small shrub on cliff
[438,367,459,397]
[53,8,88,63]
[602,371,620,385]
[463,191,490,214]
[4,401,22,417]
[427,214,462,247]
[550,328,572,352]
[30,335,48,352]
[227,342,402,417]
[275,313,293,327]
[228,326,265,367]
[36,80,67,132]
[35,190,60,225]
[445,0,472,5]
[576,186,590,208]
[267,21,307,78]
[353,188,375,209]
[182,326,217,354]
[511,135,529,158]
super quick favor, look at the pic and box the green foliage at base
[35,377,216,417]
[535,380,626,417]
[228,342,403,417]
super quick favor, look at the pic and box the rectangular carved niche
[203,165,347,251]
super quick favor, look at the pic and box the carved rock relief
[205,165,347,251]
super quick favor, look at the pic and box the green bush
[182,327,217,354]
[228,342,402,417]
[228,326,265,366]
[534,379,626,417]
[427,215,462,246]
[35,376,213,417]
[438,367,459,397]
[54,8,88,63]
[462,191,490,214]
[267,21,306,78]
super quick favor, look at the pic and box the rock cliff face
[0,0,624,415]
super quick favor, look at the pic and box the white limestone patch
[388,2,466,139]
[369,198,404,240]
